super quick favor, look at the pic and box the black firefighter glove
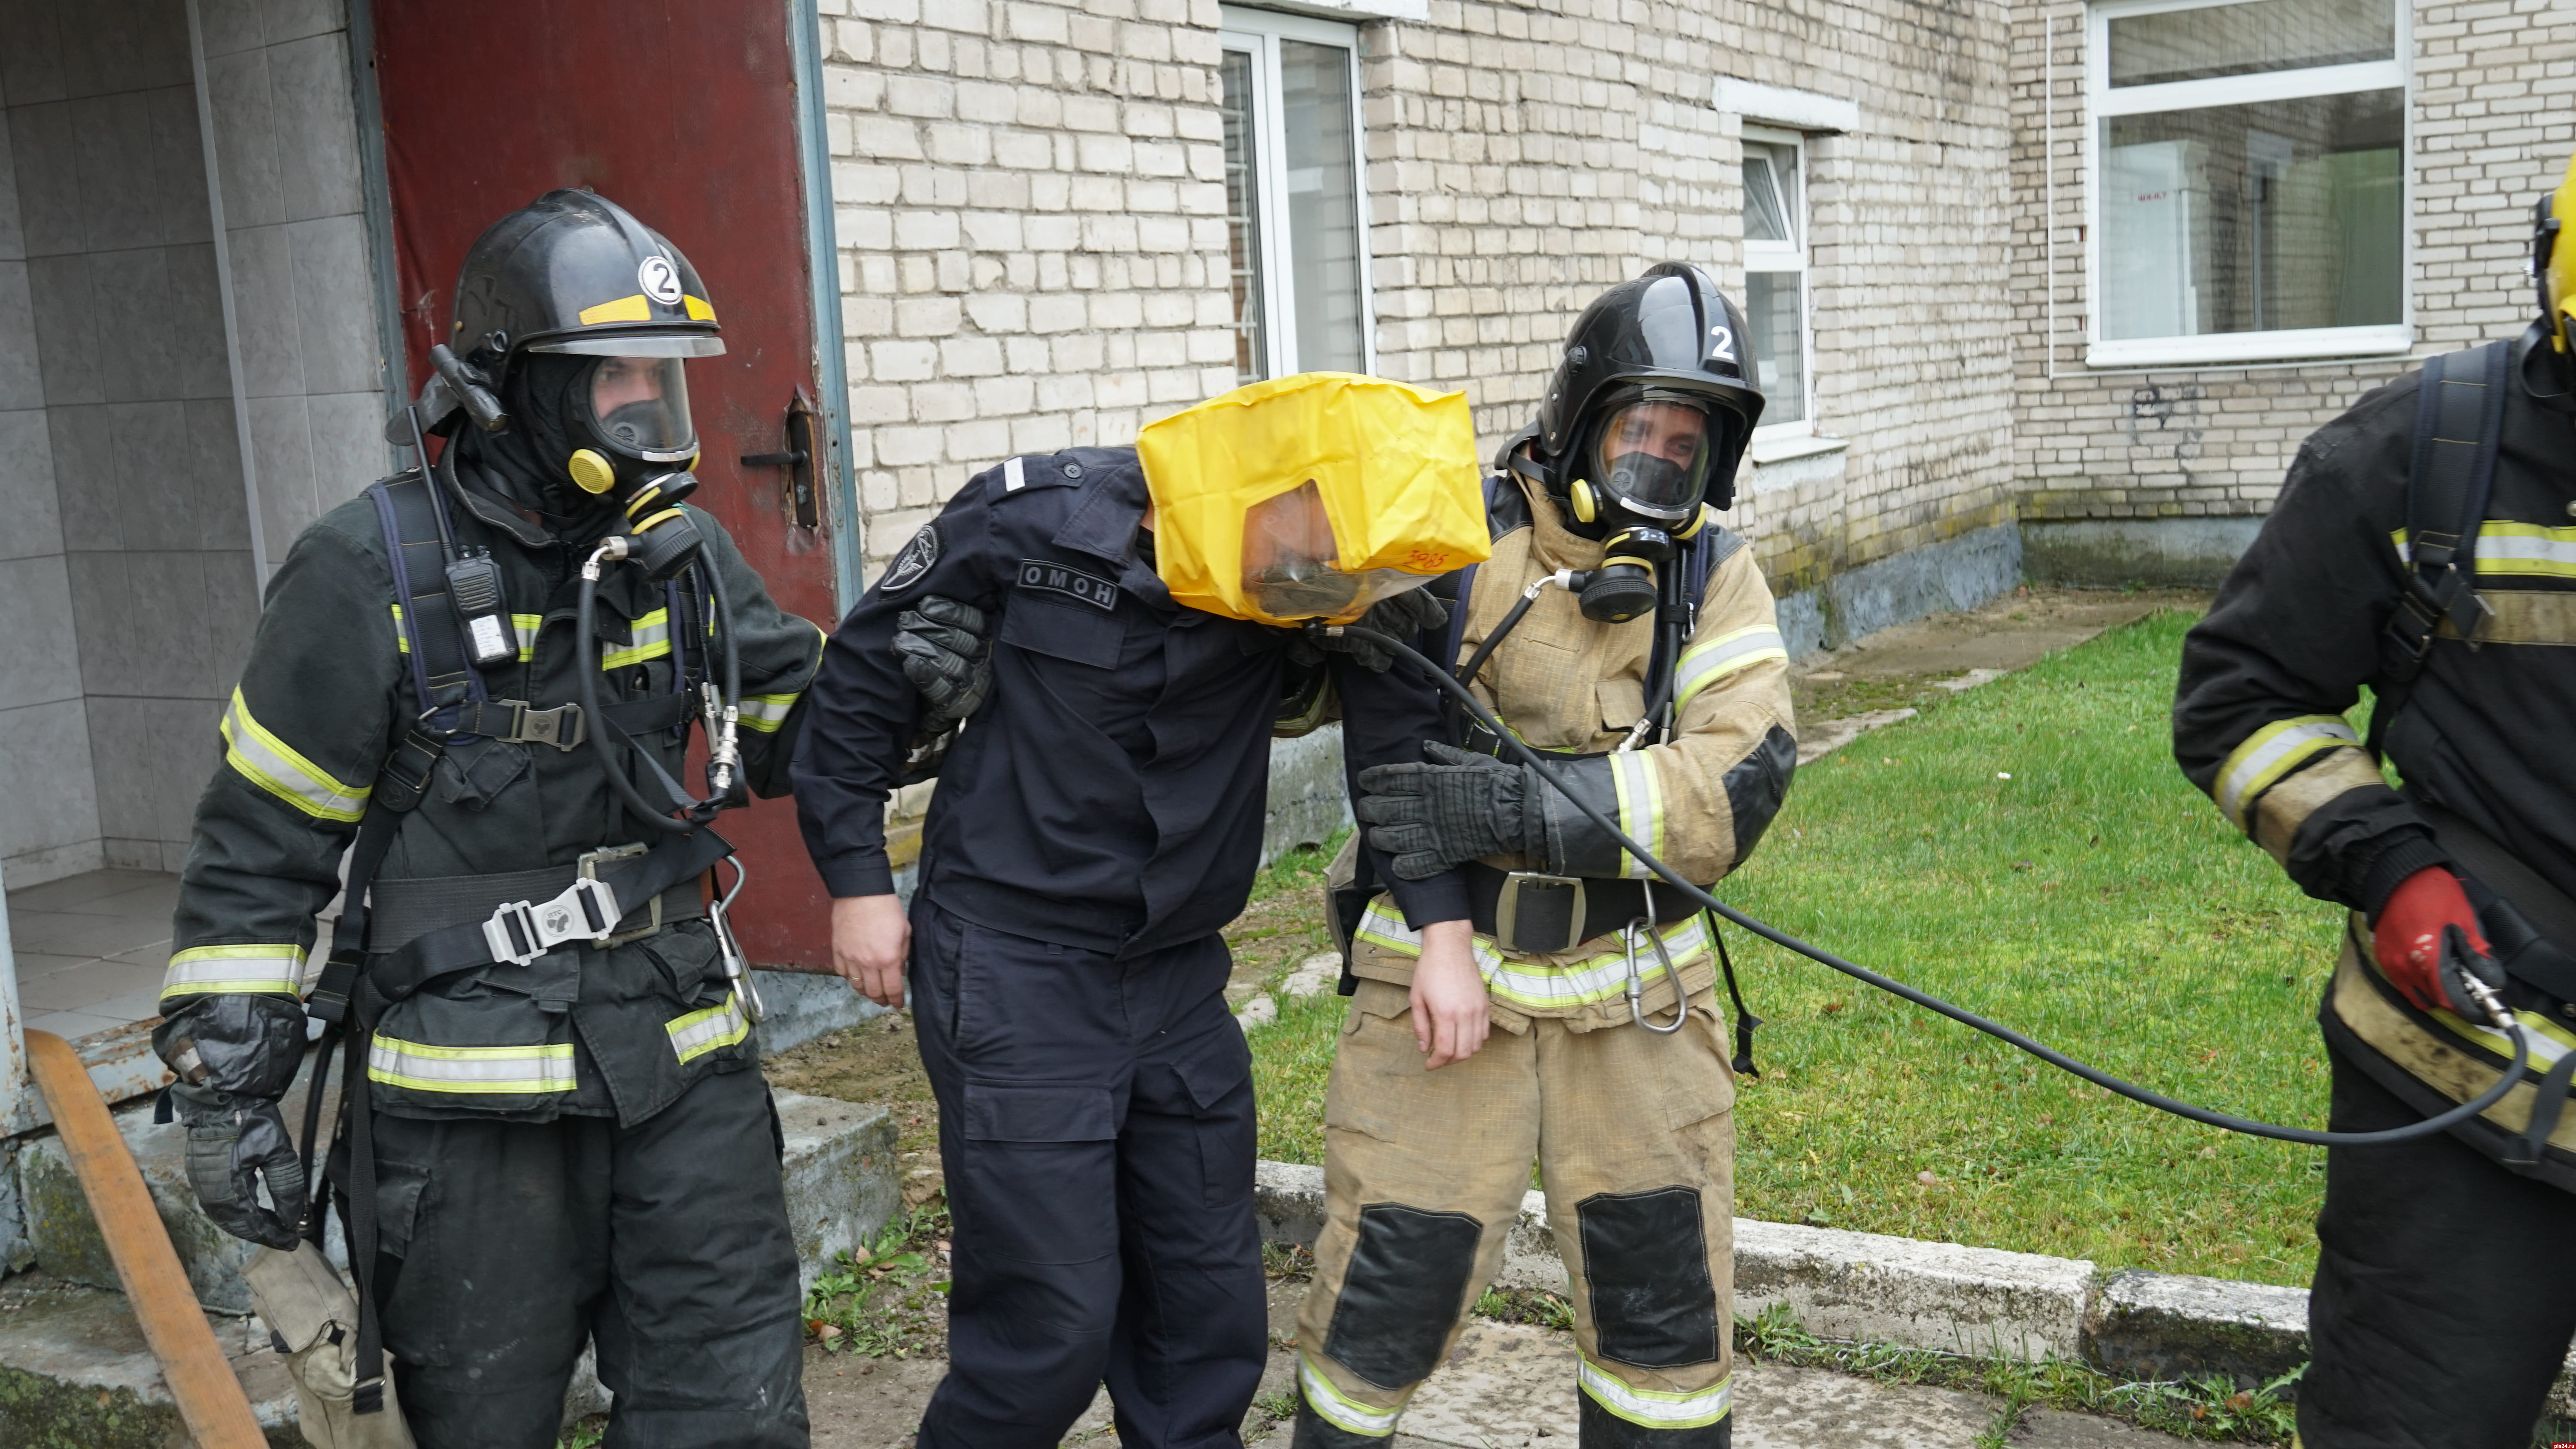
[1355,742,1541,880]
[894,596,993,733]
[1299,589,1451,673]
[170,1083,307,1250]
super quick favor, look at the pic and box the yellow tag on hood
[1137,373,1492,627]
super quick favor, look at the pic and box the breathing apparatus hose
[1334,622,2533,1148]
[577,537,743,835]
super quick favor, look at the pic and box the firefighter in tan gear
[1294,264,1796,1449]
[2172,160,2576,1449]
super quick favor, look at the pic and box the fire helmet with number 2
[1528,263,1765,533]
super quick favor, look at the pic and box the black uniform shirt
[794,447,1470,957]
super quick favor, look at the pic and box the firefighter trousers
[1294,979,1736,1448]
[366,1062,808,1449]
[906,899,1268,1449]
[2298,1039,2576,1449]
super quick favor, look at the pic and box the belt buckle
[513,702,586,751]
[1494,872,1586,956]
[580,843,662,946]
[481,876,620,967]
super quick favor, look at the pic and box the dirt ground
[1789,584,2205,725]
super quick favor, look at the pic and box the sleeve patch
[878,525,941,597]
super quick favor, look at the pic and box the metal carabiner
[1622,881,1689,1035]
[708,855,765,1025]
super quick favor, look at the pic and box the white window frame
[1741,127,1816,442]
[2084,0,2412,368]
[1217,7,1377,380]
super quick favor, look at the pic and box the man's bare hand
[1410,920,1489,1070]
[831,894,911,1008]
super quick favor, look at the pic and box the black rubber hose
[1453,587,1542,692]
[1336,623,2531,1147]
[578,564,694,835]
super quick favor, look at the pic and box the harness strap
[2377,341,2510,731]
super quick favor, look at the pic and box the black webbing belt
[1463,861,1700,954]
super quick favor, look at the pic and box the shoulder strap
[2376,340,2510,741]
[369,473,490,724]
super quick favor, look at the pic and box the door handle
[740,387,822,530]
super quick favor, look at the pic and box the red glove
[2372,867,2490,1013]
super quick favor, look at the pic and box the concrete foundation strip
[1252,1160,2576,1404]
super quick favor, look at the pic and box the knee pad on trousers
[1579,1389,1732,1448]
[1323,1203,1483,1389]
[1577,1187,1720,1368]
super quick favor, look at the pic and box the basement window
[1218,7,1375,383]
[2087,0,2410,367]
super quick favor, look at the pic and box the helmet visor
[1590,398,1714,521]
[588,355,696,461]
[1238,479,1433,623]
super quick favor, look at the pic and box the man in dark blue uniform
[793,446,1481,1449]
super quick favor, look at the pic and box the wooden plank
[23,1030,266,1449]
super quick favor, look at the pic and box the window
[1218,8,1373,383]
[1741,130,1812,433]
[2089,0,2407,366]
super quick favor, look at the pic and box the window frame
[2084,0,2413,368]
[1741,126,1816,442]
[1216,6,1377,381]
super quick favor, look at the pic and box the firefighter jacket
[2174,330,2576,1182]
[1349,476,1799,1029]
[155,464,826,1125]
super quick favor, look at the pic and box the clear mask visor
[588,355,696,462]
[1591,399,1713,521]
[1240,479,1434,623]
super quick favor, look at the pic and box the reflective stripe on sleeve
[160,943,307,1000]
[1673,624,1788,712]
[1577,1358,1731,1429]
[2213,715,2360,831]
[2395,522,2576,579]
[666,992,750,1065]
[1609,751,1665,881]
[601,609,674,670]
[1298,1352,1402,1437]
[1357,900,1707,1010]
[367,1036,576,1095]
[738,691,801,734]
[221,688,370,822]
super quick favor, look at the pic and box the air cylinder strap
[2377,341,2510,718]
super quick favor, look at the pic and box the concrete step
[0,1273,296,1449]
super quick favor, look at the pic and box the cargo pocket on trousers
[1324,981,1414,1143]
[1662,1004,1736,1129]
[1174,1027,1256,1208]
[963,1082,1117,1143]
[371,1158,444,1368]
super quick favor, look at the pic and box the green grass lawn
[1247,609,2359,1288]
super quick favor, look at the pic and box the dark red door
[373,4,839,970]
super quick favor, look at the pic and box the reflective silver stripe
[392,606,541,662]
[221,687,370,822]
[1356,900,1706,1009]
[367,1036,576,1095]
[601,609,674,670]
[738,691,800,734]
[666,993,750,1065]
[160,943,307,1000]
[1298,1352,1400,1437]
[1577,1358,1731,1429]
[1609,751,1663,880]
[1674,624,1788,711]
[2214,715,2358,830]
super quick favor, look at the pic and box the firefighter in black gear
[156,191,826,1449]
[793,446,1474,1449]
[2174,160,2576,1449]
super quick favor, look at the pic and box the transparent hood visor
[1238,480,1435,623]
[1589,398,1715,521]
[585,355,697,461]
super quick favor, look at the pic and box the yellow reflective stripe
[1577,1358,1731,1429]
[221,688,369,822]
[367,1036,576,1095]
[601,609,673,670]
[391,605,542,662]
[739,692,800,734]
[683,294,717,321]
[666,992,750,1065]
[1673,623,1788,712]
[1609,751,1664,881]
[1297,1352,1400,1437]
[160,943,307,1000]
[2466,522,2576,579]
[1357,900,1707,1009]
[578,293,652,325]
[2213,715,2360,831]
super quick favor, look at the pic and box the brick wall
[819,0,2021,600]
[2005,0,2575,524]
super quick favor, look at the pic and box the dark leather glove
[2373,867,2496,1015]
[171,1084,306,1250]
[1355,741,1537,879]
[1316,589,1451,673]
[893,596,992,731]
